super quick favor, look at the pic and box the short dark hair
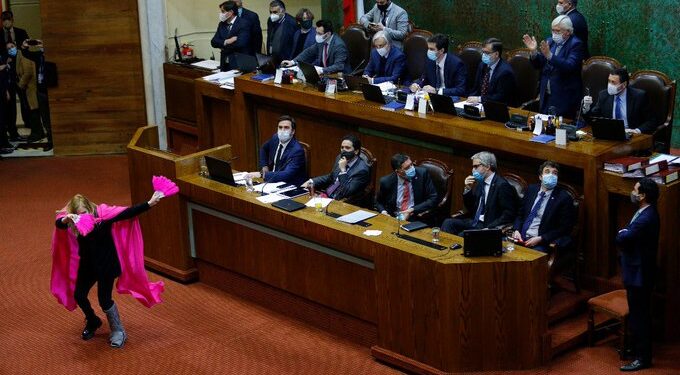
[316,20,333,34]
[427,34,449,53]
[269,0,285,9]
[638,177,659,204]
[612,68,630,85]
[538,160,560,175]
[277,115,296,130]
[1,11,13,21]
[219,1,237,12]
[341,134,361,151]
[390,153,410,170]
[295,8,314,22]
[484,37,503,56]
[570,0,578,6]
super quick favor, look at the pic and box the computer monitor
[587,116,630,141]
[361,83,388,104]
[429,93,458,115]
[204,156,237,186]
[463,228,503,257]
[482,100,510,124]
[297,60,321,85]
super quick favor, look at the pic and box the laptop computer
[429,93,459,115]
[361,83,391,104]
[204,155,237,186]
[482,99,510,123]
[256,53,276,74]
[459,104,484,121]
[462,228,503,257]
[232,52,258,73]
[297,60,321,85]
[587,116,631,141]
[345,75,369,91]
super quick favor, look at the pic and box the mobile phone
[450,243,462,250]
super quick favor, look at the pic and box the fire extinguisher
[181,43,194,58]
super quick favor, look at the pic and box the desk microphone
[260,181,270,196]
[349,59,366,76]
[324,198,333,216]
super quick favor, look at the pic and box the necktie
[481,67,490,96]
[225,22,232,34]
[630,209,641,224]
[323,43,329,67]
[6,29,12,44]
[522,191,546,238]
[615,95,623,120]
[400,180,410,212]
[471,184,486,227]
[381,11,387,26]
[273,143,283,171]
[436,65,442,90]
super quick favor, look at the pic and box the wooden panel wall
[41,0,146,155]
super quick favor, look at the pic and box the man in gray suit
[282,20,351,74]
[359,0,410,49]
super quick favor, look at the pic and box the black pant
[37,90,52,145]
[626,285,653,363]
[74,271,116,321]
[3,87,20,138]
[441,217,479,235]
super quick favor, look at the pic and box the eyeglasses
[472,164,481,169]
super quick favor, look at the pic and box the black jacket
[375,167,438,216]
[469,58,518,106]
[312,154,370,200]
[463,173,518,229]
[513,184,576,247]
[586,87,657,134]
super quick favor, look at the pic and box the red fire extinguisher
[181,43,194,58]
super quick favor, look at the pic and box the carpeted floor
[0,155,678,375]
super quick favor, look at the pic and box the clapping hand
[539,40,551,58]
[522,34,537,50]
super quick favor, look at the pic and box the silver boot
[104,302,127,348]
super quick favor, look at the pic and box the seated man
[409,33,467,97]
[362,31,406,84]
[302,134,369,200]
[467,38,518,107]
[442,151,518,235]
[583,67,656,134]
[246,115,307,186]
[375,153,438,221]
[512,161,576,252]
[281,20,351,75]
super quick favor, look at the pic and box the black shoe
[26,135,45,143]
[43,143,53,151]
[9,135,26,142]
[620,359,650,372]
[82,316,103,340]
[0,147,14,155]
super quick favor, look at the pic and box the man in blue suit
[556,0,589,58]
[282,20,351,75]
[266,1,298,64]
[512,161,575,252]
[211,1,252,71]
[523,15,585,118]
[409,33,467,97]
[246,115,307,187]
[362,31,406,84]
[616,177,660,372]
[292,8,316,57]
[467,38,518,107]
[234,1,263,55]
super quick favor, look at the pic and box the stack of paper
[191,60,220,70]
[305,197,333,208]
[255,194,288,204]
[202,70,241,86]
[253,182,286,194]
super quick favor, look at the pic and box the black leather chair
[340,24,371,74]
[548,182,584,292]
[342,147,377,209]
[581,56,622,98]
[456,41,483,94]
[403,29,432,84]
[299,141,311,180]
[414,158,454,225]
[629,70,676,153]
[506,48,540,110]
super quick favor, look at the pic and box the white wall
[165,0,322,61]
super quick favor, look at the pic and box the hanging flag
[343,0,356,28]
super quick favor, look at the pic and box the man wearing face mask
[1,41,25,143]
[616,177,659,372]
[555,0,589,58]
[1,11,29,55]
[512,161,575,252]
[301,134,369,201]
[211,1,253,72]
[0,53,14,153]
[233,1,263,55]
[375,153,438,222]
[441,151,518,235]
[292,8,316,57]
[467,38,518,106]
[246,115,307,186]
[282,20,351,75]
[266,1,297,64]
[362,31,406,85]
[522,15,585,118]
[582,68,656,135]
[359,0,410,50]
[409,34,467,97]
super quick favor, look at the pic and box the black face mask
[377,2,390,12]
[300,20,313,30]
[341,151,355,161]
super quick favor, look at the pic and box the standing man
[0,53,14,153]
[467,38,518,106]
[266,1,298,64]
[616,177,660,372]
[362,31,406,85]
[556,0,589,58]
[409,34,467,97]
[2,41,24,143]
[211,1,252,71]
[359,0,410,49]
[1,11,29,54]
[282,20,351,75]
[234,1,263,55]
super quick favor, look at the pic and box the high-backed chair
[414,158,454,224]
[298,141,311,181]
[548,182,584,292]
[403,29,432,83]
[581,56,622,98]
[506,48,540,110]
[629,70,677,153]
[342,147,377,208]
[456,41,483,94]
[340,24,371,74]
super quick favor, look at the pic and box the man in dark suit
[583,68,656,134]
[292,8,316,57]
[246,115,307,186]
[467,38,518,107]
[442,151,518,235]
[616,177,660,372]
[283,20,351,75]
[409,33,467,97]
[512,161,575,252]
[234,1,263,55]
[211,1,252,71]
[362,31,406,84]
[0,53,14,153]
[523,15,585,118]
[266,1,298,64]
[302,134,370,200]
[375,153,438,221]
[1,11,29,54]
[556,0,589,58]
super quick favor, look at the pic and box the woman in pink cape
[51,192,165,348]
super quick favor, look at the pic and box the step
[549,310,609,358]
[548,289,595,325]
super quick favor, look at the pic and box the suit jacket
[312,154,370,200]
[513,184,576,247]
[418,54,467,97]
[469,58,518,106]
[295,34,351,74]
[363,46,406,84]
[616,205,659,288]
[239,7,263,55]
[16,51,38,110]
[586,87,657,134]
[266,14,298,63]
[567,9,589,58]
[463,173,518,229]
[375,167,438,216]
[1,27,29,52]
[211,17,253,71]
[292,29,316,57]
[258,136,307,186]
[530,35,585,118]
[359,3,410,49]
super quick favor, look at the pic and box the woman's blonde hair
[66,194,98,216]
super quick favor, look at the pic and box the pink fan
[152,175,179,197]
[75,214,96,236]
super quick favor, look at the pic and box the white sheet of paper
[274,69,283,84]
[202,70,240,82]
[556,128,567,145]
[336,210,377,224]
[305,197,333,208]
[191,60,221,70]
[232,172,247,181]
[325,80,337,95]
[418,98,427,114]
[454,100,481,110]
[363,230,382,236]
[255,193,288,204]
[649,153,678,165]
[533,118,544,135]
[405,94,415,110]
[375,81,396,91]
[253,181,286,193]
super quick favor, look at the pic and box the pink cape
[50,204,164,311]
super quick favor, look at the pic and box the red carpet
[1,155,678,374]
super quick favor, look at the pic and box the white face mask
[277,129,292,142]
[556,4,566,14]
[315,33,327,44]
[270,13,281,23]
[552,32,564,45]
[377,46,389,57]
[219,12,228,23]
[608,83,623,96]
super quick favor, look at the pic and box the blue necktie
[436,65,441,90]
[522,191,546,238]
[471,184,486,227]
[614,95,623,120]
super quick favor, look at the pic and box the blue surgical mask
[8,47,16,57]
[472,169,485,183]
[427,50,437,61]
[542,174,558,190]
[404,166,416,179]
[552,32,564,45]
[481,53,492,65]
